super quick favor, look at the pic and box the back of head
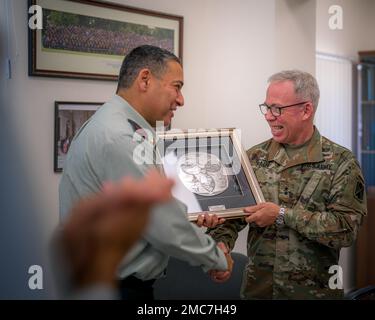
[116,45,181,92]
[268,70,320,111]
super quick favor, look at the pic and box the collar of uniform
[111,94,158,144]
[267,126,324,169]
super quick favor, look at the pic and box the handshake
[210,242,233,283]
[195,213,233,283]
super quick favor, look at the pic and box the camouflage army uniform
[208,128,367,299]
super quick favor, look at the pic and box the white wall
[316,0,375,58]
[275,0,316,74]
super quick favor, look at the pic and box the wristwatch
[275,206,286,226]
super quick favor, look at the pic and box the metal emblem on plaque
[177,152,228,196]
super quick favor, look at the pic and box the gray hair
[268,70,320,110]
[116,45,180,91]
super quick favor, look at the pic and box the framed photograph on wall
[54,101,102,172]
[157,128,265,221]
[28,0,183,80]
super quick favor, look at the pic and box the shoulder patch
[354,178,365,203]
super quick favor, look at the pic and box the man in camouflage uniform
[208,70,367,299]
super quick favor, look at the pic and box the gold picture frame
[157,128,264,222]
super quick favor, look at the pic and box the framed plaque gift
[157,128,265,221]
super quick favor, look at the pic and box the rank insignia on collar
[128,119,151,142]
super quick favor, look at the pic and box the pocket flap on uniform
[295,171,323,208]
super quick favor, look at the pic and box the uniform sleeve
[145,200,227,272]
[98,134,228,271]
[207,218,248,251]
[284,156,367,249]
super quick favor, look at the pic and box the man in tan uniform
[208,70,367,299]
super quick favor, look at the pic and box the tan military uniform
[209,128,367,299]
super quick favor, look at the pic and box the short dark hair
[116,45,181,92]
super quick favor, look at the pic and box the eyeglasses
[259,101,308,117]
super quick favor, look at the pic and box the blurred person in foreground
[57,170,173,299]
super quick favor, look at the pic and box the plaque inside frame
[157,128,265,221]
